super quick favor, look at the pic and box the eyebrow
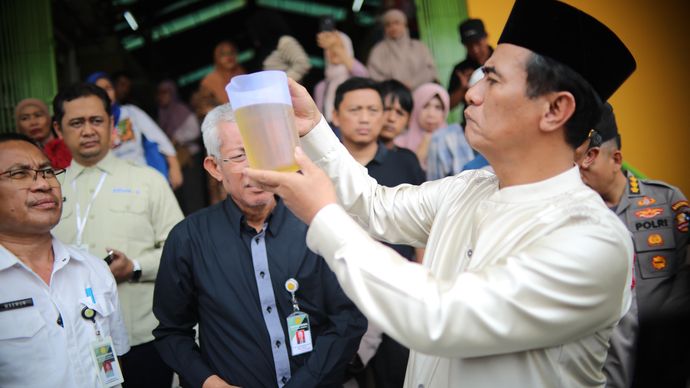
[482,66,503,80]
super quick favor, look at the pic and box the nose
[465,80,483,106]
[30,171,53,191]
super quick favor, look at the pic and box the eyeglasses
[221,153,247,164]
[0,167,65,187]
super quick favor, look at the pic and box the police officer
[576,103,690,388]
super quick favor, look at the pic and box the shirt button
[259,271,265,278]
[418,385,424,388]
[267,306,272,313]
[255,237,260,244]
[275,340,281,348]
[281,376,287,384]
[467,249,473,257]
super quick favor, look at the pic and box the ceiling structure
[50,0,410,108]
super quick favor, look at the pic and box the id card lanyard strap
[73,172,107,246]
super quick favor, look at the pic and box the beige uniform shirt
[53,152,183,346]
[302,119,634,388]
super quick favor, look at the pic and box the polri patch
[635,207,664,219]
[651,255,667,271]
[637,196,656,207]
[647,233,664,247]
[671,200,688,212]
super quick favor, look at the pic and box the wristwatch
[130,260,142,282]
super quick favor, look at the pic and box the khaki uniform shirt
[53,152,183,346]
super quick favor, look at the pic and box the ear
[203,156,223,182]
[612,149,623,168]
[331,109,340,127]
[53,121,63,138]
[540,91,576,133]
[579,147,600,169]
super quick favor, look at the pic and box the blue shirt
[426,123,476,181]
[153,198,367,388]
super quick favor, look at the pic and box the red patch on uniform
[671,200,689,212]
[637,197,656,207]
[651,256,667,270]
[635,207,664,219]
[647,233,664,247]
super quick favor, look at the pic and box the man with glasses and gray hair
[152,103,366,388]
[0,132,129,388]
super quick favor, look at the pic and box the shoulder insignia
[672,200,689,212]
[635,207,664,219]
[628,175,640,194]
[647,233,664,247]
[651,255,667,271]
[676,212,689,232]
[637,196,657,207]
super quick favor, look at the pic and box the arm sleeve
[301,117,447,247]
[137,171,184,282]
[106,266,131,356]
[171,114,201,145]
[603,289,638,388]
[279,36,312,82]
[129,105,177,156]
[306,204,632,358]
[153,224,215,388]
[285,262,367,387]
[349,59,369,78]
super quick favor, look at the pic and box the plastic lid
[225,70,292,109]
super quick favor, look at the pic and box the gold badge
[637,196,656,207]
[651,255,667,270]
[647,234,663,247]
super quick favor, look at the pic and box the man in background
[447,18,493,110]
[52,83,183,388]
[576,103,690,388]
[0,133,128,388]
[153,104,366,388]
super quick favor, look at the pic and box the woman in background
[157,80,207,214]
[87,71,183,189]
[14,98,71,169]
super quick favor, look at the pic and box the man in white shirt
[245,0,638,387]
[0,133,129,388]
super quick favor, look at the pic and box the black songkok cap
[594,103,618,143]
[498,0,636,101]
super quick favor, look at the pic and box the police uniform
[615,172,690,387]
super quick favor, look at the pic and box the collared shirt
[366,142,425,259]
[426,123,476,181]
[0,237,129,388]
[301,118,634,388]
[53,152,183,346]
[153,198,367,388]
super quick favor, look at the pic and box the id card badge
[90,336,124,387]
[286,311,313,356]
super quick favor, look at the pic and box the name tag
[90,336,125,387]
[0,298,33,312]
[286,311,313,356]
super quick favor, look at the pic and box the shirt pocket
[0,306,45,340]
[79,293,115,335]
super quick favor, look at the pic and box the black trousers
[120,340,173,388]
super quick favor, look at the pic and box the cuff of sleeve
[306,204,369,265]
[300,116,344,165]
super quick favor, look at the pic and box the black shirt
[366,143,426,259]
[153,198,367,388]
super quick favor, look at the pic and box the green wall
[0,0,58,133]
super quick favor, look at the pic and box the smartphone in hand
[104,250,114,265]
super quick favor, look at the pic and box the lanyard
[72,172,107,246]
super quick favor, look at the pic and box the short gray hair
[201,103,236,158]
